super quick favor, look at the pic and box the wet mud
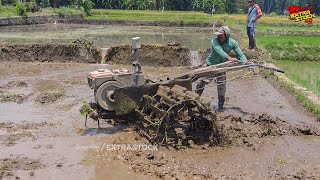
[0,42,101,63]
[0,81,30,104]
[0,121,60,146]
[105,45,191,66]
[2,43,194,67]
[0,157,46,179]
[0,62,319,179]
[35,90,65,104]
[217,113,319,147]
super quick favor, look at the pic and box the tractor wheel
[95,81,123,111]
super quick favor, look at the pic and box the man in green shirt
[196,26,247,110]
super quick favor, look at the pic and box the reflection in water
[0,24,213,50]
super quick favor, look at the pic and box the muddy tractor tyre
[95,81,123,111]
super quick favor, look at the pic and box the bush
[269,12,277,17]
[14,2,27,16]
[74,0,94,16]
[83,0,94,15]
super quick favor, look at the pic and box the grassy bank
[255,29,320,117]
[256,34,320,88]
[0,6,83,17]
[275,60,320,97]
[89,9,213,21]
[279,79,320,118]
[89,9,317,23]
[256,35,320,61]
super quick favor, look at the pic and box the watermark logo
[75,143,158,151]
[288,4,316,24]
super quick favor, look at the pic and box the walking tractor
[80,37,285,147]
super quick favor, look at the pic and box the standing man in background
[247,0,263,50]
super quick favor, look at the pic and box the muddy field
[0,61,319,180]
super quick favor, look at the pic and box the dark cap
[247,0,254,2]
[214,27,225,35]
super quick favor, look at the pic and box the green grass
[257,24,320,31]
[0,6,84,17]
[89,9,216,22]
[88,9,320,26]
[0,5,17,16]
[275,60,320,97]
[256,35,320,61]
[256,35,320,46]
[279,79,320,118]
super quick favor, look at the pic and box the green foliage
[257,35,320,62]
[191,0,226,13]
[72,0,94,16]
[42,0,51,7]
[80,102,97,117]
[7,91,17,98]
[0,0,319,14]
[275,60,320,97]
[82,0,94,15]
[14,2,27,16]
[222,15,228,22]
[89,9,216,22]
[26,1,36,9]
[269,12,277,17]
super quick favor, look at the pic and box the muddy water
[0,24,213,50]
[0,62,319,179]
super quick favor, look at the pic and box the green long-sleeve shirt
[207,26,247,65]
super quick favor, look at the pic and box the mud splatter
[217,113,319,146]
[0,43,100,63]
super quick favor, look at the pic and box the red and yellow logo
[288,4,316,24]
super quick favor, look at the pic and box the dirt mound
[0,42,100,63]
[105,45,191,66]
[59,18,217,27]
[109,112,319,179]
[0,42,194,66]
[217,113,319,146]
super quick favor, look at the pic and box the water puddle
[0,24,213,50]
[0,102,65,123]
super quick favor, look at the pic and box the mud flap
[113,84,160,115]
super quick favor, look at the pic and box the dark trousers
[195,72,226,108]
[247,26,256,49]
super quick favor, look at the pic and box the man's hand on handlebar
[227,56,239,62]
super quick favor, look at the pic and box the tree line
[1,0,319,15]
